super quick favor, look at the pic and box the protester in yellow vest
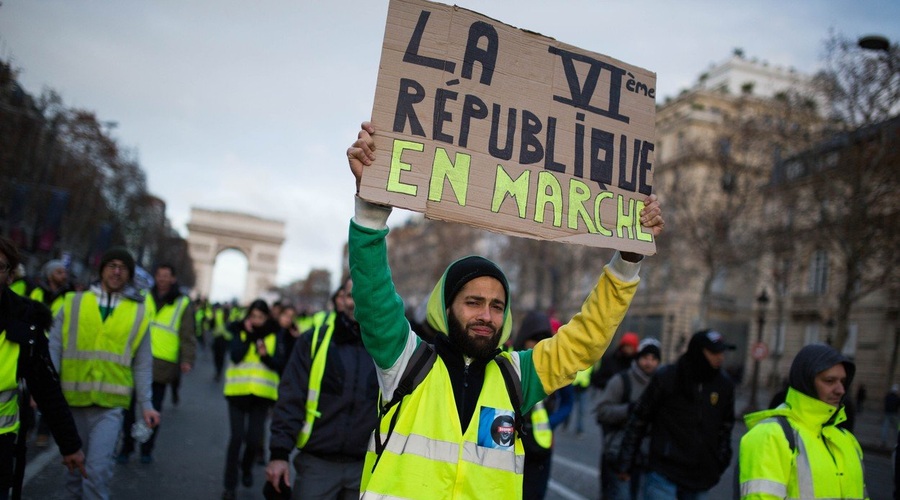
[512,311,575,500]
[117,264,196,464]
[49,247,159,500]
[211,304,232,381]
[266,278,379,498]
[345,123,665,499]
[740,344,869,499]
[221,299,283,500]
[29,259,73,318]
[0,237,85,499]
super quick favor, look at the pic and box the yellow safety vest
[29,287,67,318]
[361,354,525,499]
[10,279,27,297]
[223,331,279,401]
[59,292,149,409]
[530,400,552,449]
[296,313,336,448]
[213,309,231,340]
[740,388,868,499]
[573,367,592,389]
[0,332,20,435]
[148,295,189,363]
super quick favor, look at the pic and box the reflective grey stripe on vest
[152,297,187,334]
[0,389,17,429]
[0,414,16,430]
[794,427,814,499]
[741,478,786,497]
[64,293,146,366]
[373,431,522,474]
[226,376,279,390]
[0,389,15,404]
[60,380,131,396]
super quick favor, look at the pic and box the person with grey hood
[596,337,660,500]
[739,344,867,499]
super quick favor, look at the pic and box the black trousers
[0,433,16,500]
[223,398,269,490]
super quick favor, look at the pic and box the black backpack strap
[774,415,797,453]
[620,371,632,405]
[372,341,437,472]
[494,354,526,437]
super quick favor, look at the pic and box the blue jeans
[643,471,708,500]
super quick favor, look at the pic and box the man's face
[101,259,130,293]
[154,268,175,292]
[621,345,636,357]
[814,363,847,407]
[49,267,68,287]
[637,353,660,376]
[447,276,505,359]
[702,348,725,370]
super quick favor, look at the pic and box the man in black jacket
[0,237,85,500]
[265,278,379,499]
[618,329,735,498]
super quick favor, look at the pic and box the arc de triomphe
[186,208,285,304]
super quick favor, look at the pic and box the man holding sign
[345,121,663,498]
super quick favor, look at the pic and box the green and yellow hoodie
[348,196,642,417]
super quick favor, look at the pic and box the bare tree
[805,33,900,350]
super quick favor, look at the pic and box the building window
[808,250,828,295]
[804,323,820,345]
[841,323,858,358]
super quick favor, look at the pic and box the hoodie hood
[788,343,855,401]
[512,310,552,350]
[425,255,513,348]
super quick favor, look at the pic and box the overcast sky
[2,1,898,301]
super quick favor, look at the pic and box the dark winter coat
[268,312,378,461]
[0,288,82,455]
[618,340,735,492]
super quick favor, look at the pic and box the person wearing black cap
[617,329,736,498]
[345,122,665,498]
[48,246,159,500]
[739,344,867,499]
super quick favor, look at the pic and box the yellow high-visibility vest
[361,353,525,499]
[0,332,20,435]
[223,331,279,401]
[295,313,336,448]
[59,292,149,409]
[29,287,68,318]
[530,400,552,449]
[147,295,189,363]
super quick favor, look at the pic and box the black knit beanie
[443,256,509,306]
[99,246,135,278]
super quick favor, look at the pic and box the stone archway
[186,208,285,304]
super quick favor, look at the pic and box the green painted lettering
[388,139,424,196]
[429,148,470,205]
[492,165,530,218]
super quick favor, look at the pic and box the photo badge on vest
[478,407,515,450]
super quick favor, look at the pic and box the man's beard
[447,313,501,359]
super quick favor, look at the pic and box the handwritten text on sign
[360,0,658,254]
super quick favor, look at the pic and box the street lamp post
[745,289,770,414]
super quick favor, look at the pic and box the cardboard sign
[361,0,658,254]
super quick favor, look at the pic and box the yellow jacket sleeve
[530,254,639,394]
